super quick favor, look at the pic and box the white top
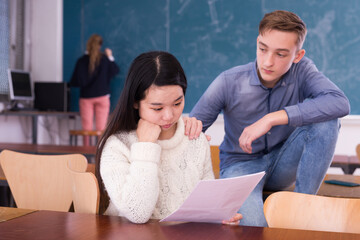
[100,118,214,223]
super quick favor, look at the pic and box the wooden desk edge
[0,207,37,222]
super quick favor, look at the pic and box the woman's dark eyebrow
[150,95,183,106]
[174,95,183,102]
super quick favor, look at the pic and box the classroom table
[272,174,360,199]
[0,142,96,157]
[0,207,358,240]
[319,174,360,198]
[0,207,36,222]
[0,110,79,144]
[331,155,360,174]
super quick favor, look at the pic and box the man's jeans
[220,119,340,227]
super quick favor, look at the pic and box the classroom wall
[63,0,360,114]
[29,0,63,82]
[0,0,64,144]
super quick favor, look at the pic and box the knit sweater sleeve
[100,135,161,223]
[200,134,215,180]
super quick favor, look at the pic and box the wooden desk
[0,143,96,157]
[0,207,36,222]
[0,110,79,144]
[331,155,360,174]
[36,144,97,156]
[319,174,360,198]
[0,209,358,240]
[263,174,360,199]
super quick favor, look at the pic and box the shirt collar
[250,60,261,86]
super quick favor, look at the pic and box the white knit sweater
[100,118,214,223]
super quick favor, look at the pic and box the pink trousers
[79,95,110,146]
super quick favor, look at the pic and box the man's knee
[312,118,339,130]
[298,119,339,142]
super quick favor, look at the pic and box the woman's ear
[133,102,139,109]
[293,49,305,63]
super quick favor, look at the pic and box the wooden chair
[0,164,5,181]
[86,163,96,175]
[67,161,99,214]
[210,145,220,179]
[356,144,360,161]
[0,150,87,211]
[69,130,103,146]
[263,191,360,234]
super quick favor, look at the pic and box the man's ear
[293,49,305,63]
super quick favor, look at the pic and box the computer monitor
[8,69,34,101]
[34,82,70,112]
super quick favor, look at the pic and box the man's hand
[239,118,272,153]
[183,116,203,140]
[239,110,289,153]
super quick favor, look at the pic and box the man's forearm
[264,110,289,127]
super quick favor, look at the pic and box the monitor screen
[8,69,34,101]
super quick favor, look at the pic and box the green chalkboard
[63,0,360,114]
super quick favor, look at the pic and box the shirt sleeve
[100,136,161,223]
[190,73,227,131]
[284,59,350,126]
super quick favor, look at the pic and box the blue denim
[220,119,340,227]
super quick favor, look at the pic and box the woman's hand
[136,119,161,143]
[104,48,113,57]
[222,213,243,225]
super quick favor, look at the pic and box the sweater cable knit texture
[100,118,214,223]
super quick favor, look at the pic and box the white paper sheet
[160,171,265,223]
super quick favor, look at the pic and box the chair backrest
[67,161,100,214]
[0,150,87,211]
[356,144,360,161]
[210,145,220,179]
[263,191,360,234]
[0,164,5,181]
[86,163,96,175]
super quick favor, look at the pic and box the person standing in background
[70,34,120,146]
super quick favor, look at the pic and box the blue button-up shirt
[190,57,350,169]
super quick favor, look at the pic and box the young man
[190,10,350,227]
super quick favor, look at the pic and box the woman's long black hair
[95,51,187,213]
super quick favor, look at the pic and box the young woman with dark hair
[95,51,241,224]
